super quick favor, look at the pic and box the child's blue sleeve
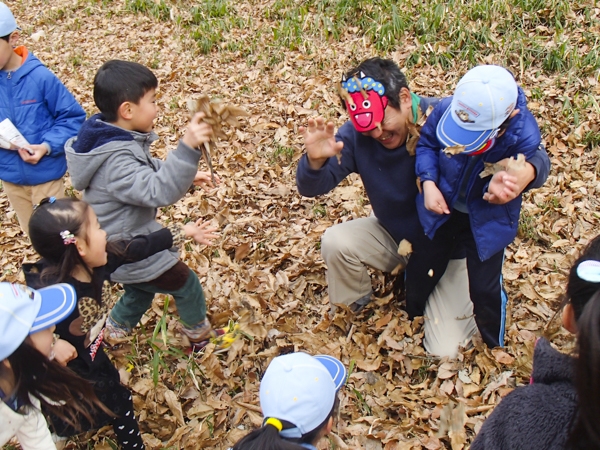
[526,144,550,190]
[415,99,449,184]
[38,70,86,155]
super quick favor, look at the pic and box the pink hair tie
[60,230,76,245]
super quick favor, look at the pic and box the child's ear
[509,108,520,119]
[325,416,333,434]
[75,238,87,258]
[8,30,19,46]
[117,101,133,121]
[399,87,412,110]
[562,303,578,334]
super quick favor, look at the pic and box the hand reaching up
[183,112,213,149]
[300,117,344,170]
[183,218,219,245]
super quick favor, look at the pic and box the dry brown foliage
[2,1,600,449]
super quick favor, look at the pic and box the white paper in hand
[0,118,34,154]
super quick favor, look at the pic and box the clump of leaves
[187,95,249,182]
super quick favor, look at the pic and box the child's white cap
[259,352,346,438]
[437,65,518,153]
[0,3,18,37]
[0,283,76,360]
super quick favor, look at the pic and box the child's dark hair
[565,235,600,448]
[0,33,10,42]
[342,57,409,110]
[1,339,112,431]
[232,397,339,450]
[93,59,158,122]
[29,197,94,284]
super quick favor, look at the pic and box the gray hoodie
[65,114,201,284]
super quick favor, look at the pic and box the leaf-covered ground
[2,0,600,448]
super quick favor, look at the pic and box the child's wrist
[167,223,187,246]
[422,180,437,191]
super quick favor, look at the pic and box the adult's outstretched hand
[300,117,344,170]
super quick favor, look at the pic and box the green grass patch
[125,0,170,20]
[270,144,295,164]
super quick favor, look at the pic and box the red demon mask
[340,74,388,133]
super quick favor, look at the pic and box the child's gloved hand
[423,180,450,214]
[51,339,78,366]
[183,112,213,149]
[183,218,219,245]
[193,171,221,191]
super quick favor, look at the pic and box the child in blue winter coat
[414,65,543,348]
[0,3,86,233]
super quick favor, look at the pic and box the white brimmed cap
[0,283,76,360]
[437,65,518,153]
[0,3,18,37]
[259,352,346,438]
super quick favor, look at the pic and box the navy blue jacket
[415,88,541,261]
[471,338,577,450]
[0,48,85,185]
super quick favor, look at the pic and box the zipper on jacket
[5,72,26,183]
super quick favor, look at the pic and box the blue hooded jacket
[415,88,541,261]
[0,48,85,185]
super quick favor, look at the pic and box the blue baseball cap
[259,352,347,438]
[437,65,518,154]
[0,3,18,37]
[0,283,76,360]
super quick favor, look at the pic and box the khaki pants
[2,178,65,234]
[321,217,477,358]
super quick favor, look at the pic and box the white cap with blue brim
[436,65,518,154]
[0,282,76,360]
[259,352,347,439]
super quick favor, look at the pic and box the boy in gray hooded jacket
[65,60,221,350]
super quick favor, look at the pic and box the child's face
[0,32,20,72]
[78,207,108,269]
[29,325,56,358]
[130,88,158,133]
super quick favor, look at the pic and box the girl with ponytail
[24,196,218,449]
[471,235,600,449]
[232,353,346,450]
